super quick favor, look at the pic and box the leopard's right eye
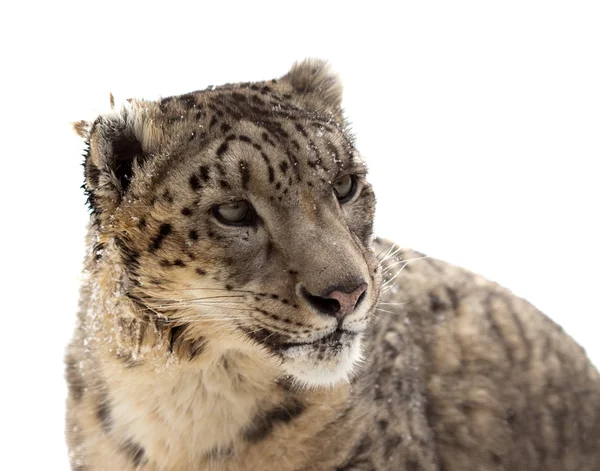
[333,174,357,203]
[212,201,255,226]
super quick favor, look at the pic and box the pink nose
[326,284,368,319]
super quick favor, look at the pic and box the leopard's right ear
[281,59,343,116]
[79,103,149,215]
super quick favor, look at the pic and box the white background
[1,1,598,469]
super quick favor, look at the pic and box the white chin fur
[280,334,363,387]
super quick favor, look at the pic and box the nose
[301,282,368,320]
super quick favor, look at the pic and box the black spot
[216,142,229,158]
[294,123,308,137]
[209,115,218,128]
[93,242,105,261]
[199,165,211,182]
[238,135,252,143]
[384,435,402,460]
[180,93,197,108]
[240,162,250,189]
[96,396,112,433]
[149,224,172,253]
[504,407,516,426]
[279,161,289,174]
[189,230,198,241]
[190,174,201,191]
[232,92,246,101]
[204,445,234,461]
[429,293,444,311]
[189,338,206,359]
[115,236,140,271]
[138,218,146,229]
[354,435,372,455]
[163,191,172,203]
[405,459,420,471]
[221,123,232,133]
[446,287,460,310]
[173,259,186,267]
[65,355,84,402]
[219,180,230,189]
[243,399,305,443]
[169,325,187,354]
[181,207,192,216]
[195,267,207,276]
[268,166,275,183]
[159,96,174,112]
[120,438,146,467]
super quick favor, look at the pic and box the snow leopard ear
[78,104,149,215]
[282,59,343,115]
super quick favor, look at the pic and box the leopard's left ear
[281,59,343,115]
[79,101,151,216]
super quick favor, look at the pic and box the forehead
[142,84,365,184]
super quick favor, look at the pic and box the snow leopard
[65,59,600,470]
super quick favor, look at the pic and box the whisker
[375,308,397,315]
[375,242,400,261]
[377,244,406,265]
[381,255,429,270]
[152,295,248,301]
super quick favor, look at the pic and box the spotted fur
[66,59,600,470]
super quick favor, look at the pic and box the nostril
[355,289,367,310]
[300,287,341,316]
[300,282,367,320]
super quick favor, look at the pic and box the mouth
[278,329,357,351]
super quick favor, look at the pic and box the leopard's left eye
[333,174,357,203]
[212,200,255,226]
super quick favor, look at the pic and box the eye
[333,174,357,203]
[212,201,255,225]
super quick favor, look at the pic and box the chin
[279,332,364,388]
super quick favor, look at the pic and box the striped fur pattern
[65,60,600,470]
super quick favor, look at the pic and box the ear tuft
[73,120,91,139]
[282,59,343,113]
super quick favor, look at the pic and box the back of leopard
[65,59,600,470]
